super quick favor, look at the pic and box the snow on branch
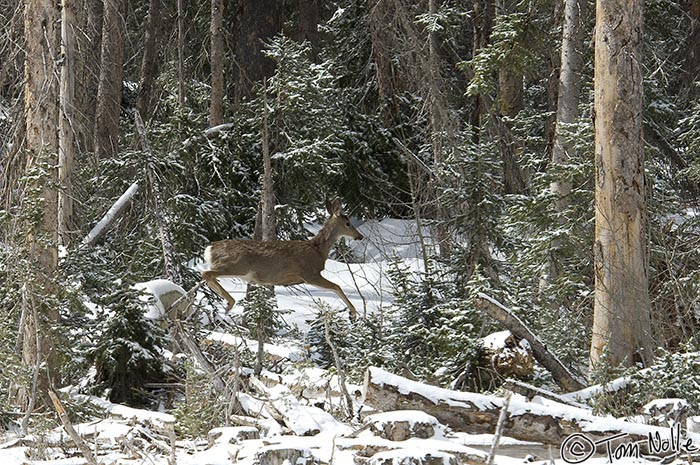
[82,182,140,247]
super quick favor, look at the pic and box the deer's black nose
[356,233,364,241]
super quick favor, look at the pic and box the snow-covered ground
[0,219,685,464]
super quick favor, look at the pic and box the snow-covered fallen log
[562,352,700,403]
[363,366,700,447]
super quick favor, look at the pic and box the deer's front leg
[305,275,358,321]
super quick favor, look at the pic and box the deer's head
[326,197,364,241]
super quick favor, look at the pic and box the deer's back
[205,239,325,286]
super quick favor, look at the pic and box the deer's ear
[326,197,342,215]
[331,197,342,215]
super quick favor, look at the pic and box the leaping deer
[202,198,364,320]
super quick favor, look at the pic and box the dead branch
[474,293,586,392]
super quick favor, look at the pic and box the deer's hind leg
[202,271,237,311]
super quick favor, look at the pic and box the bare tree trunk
[680,0,700,97]
[550,0,588,211]
[234,0,283,103]
[94,0,127,160]
[59,0,77,245]
[470,0,495,143]
[591,0,654,371]
[209,0,224,126]
[136,0,161,121]
[253,84,276,376]
[177,0,186,107]
[363,367,695,447]
[21,0,61,407]
[295,0,319,60]
[427,0,453,259]
[368,0,398,124]
[541,0,588,290]
[78,0,103,153]
[260,83,276,243]
[495,0,527,195]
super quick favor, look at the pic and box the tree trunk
[58,0,77,245]
[680,0,700,97]
[470,0,495,143]
[252,85,276,376]
[94,0,127,160]
[22,0,61,406]
[550,0,588,211]
[591,0,653,370]
[541,0,588,289]
[260,84,276,243]
[428,0,453,259]
[136,0,161,121]
[234,0,283,103]
[495,1,527,195]
[177,0,186,107]
[295,0,319,60]
[368,0,398,124]
[77,0,102,153]
[209,0,224,126]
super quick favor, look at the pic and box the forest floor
[0,219,689,465]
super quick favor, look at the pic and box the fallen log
[474,293,585,392]
[502,379,590,410]
[363,367,700,448]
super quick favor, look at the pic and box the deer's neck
[310,222,338,258]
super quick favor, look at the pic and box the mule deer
[202,198,364,320]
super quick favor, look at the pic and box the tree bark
[680,1,700,97]
[550,0,588,211]
[234,0,283,103]
[209,0,224,126]
[22,0,61,406]
[470,0,495,143]
[59,0,77,245]
[591,0,653,370]
[78,0,103,153]
[259,83,276,243]
[295,0,319,60]
[495,1,527,195]
[368,0,398,124]
[94,0,127,160]
[136,0,161,121]
[177,0,186,107]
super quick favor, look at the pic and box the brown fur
[202,198,363,320]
